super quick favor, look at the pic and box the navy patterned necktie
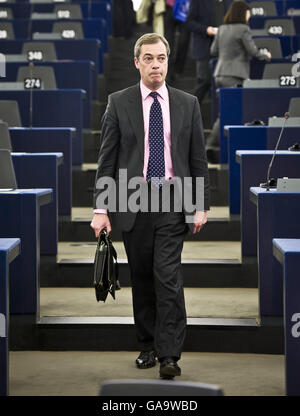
[146,91,165,187]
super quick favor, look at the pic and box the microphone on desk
[29,61,34,129]
[260,112,290,191]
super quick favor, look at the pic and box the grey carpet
[40,287,259,319]
[9,351,284,396]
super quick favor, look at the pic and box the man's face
[134,40,168,90]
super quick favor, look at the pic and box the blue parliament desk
[0,238,20,396]
[0,89,84,165]
[250,187,300,322]
[3,17,108,52]
[236,151,300,259]
[210,56,293,124]
[273,238,300,396]
[1,60,95,128]
[225,126,300,214]
[80,1,112,34]
[2,1,112,34]
[0,38,102,74]
[0,189,52,315]
[11,152,63,255]
[9,127,73,216]
[28,1,112,34]
[219,87,300,163]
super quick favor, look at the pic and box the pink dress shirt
[140,81,174,181]
[94,81,174,214]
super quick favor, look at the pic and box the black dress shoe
[135,350,156,369]
[159,357,181,379]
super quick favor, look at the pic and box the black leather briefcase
[93,229,120,302]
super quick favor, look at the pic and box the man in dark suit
[186,0,233,104]
[91,33,209,379]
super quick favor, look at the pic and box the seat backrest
[17,66,57,89]
[264,18,295,36]
[289,98,300,117]
[243,79,279,88]
[0,8,13,19]
[29,0,53,3]
[287,9,300,16]
[32,32,61,40]
[0,82,24,90]
[253,37,282,59]
[52,21,84,39]
[0,149,17,189]
[54,5,83,19]
[0,122,12,151]
[263,63,295,79]
[0,22,15,39]
[249,1,277,17]
[99,379,224,396]
[22,42,57,62]
[268,116,300,127]
[0,100,22,127]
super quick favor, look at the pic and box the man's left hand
[193,210,207,234]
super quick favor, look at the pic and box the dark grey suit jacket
[211,24,270,79]
[93,83,210,232]
[186,0,232,61]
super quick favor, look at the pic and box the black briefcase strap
[105,233,119,280]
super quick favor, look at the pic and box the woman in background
[206,0,271,162]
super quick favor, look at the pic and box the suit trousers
[195,58,211,104]
[122,205,188,361]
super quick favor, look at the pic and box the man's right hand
[206,26,217,36]
[90,213,112,238]
[265,51,272,60]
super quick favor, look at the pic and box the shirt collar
[140,81,168,101]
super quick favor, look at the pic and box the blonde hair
[134,33,170,59]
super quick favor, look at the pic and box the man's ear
[134,57,139,70]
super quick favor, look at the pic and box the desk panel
[0,89,83,165]
[9,127,73,216]
[0,190,52,314]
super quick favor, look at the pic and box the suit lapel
[168,85,184,160]
[126,83,144,162]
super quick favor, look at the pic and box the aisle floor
[10,351,284,396]
[40,287,258,319]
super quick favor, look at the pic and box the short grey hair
[134,33,170,59]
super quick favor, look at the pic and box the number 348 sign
[291,313,300,338]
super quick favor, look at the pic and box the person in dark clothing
[164,0,191,83]
[113,0,135,38]
[91,33,209,380]
[186,0,232,104]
